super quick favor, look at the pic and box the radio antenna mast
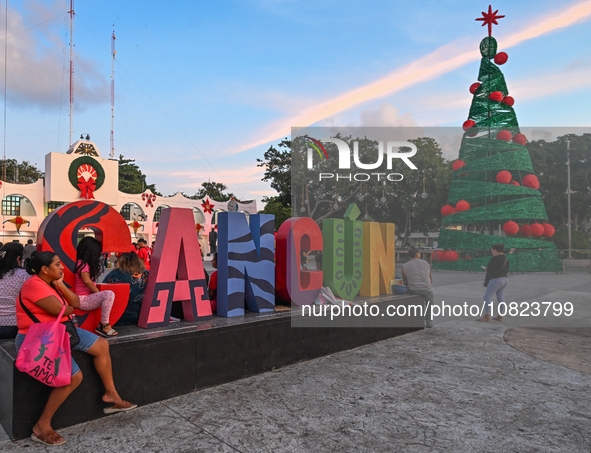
[110,28,116,159]
[68,0,75,147]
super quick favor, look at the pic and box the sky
[1,0,591,208]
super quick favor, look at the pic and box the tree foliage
[259,197,291,230]
[256,139,291,207]
[1,159,44,183]
[118,155,160,195]
[183,181,238,202]
[526,133,591,235]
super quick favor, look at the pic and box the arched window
[119,203,146,221]
[2,194,37,216]
[154,205,170,222]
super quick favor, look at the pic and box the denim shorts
[15,327,100,376]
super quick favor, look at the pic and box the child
[75,237,118,336]
[208,253,217,313]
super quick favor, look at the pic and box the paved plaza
[1,269,590,452]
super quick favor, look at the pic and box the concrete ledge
[0,294,424,441]
[563,259,590,268]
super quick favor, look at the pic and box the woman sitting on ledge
[104,252,149,326]
[0,243,29,339]
[15,251,136,446]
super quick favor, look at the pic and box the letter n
[276,217,323,306]
[138,208,212,328]
[360,222,396,297]
[217,212,275,317]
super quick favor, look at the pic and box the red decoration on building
[489,91,503,102]
[463,120,476,131]
[201,198,215,214]
[445,251,459,262]
[469,82,481,94]
[2,216,30,234]
[496,130,512,141]
[520,224,531,237]
[530,223,544,237]
[496,170,512,184]
[476,5,505,37]
[522,174,540,189]
[128,221,144,237]
[142,192,156,208]
[512,133,527,145]
[453,160,466,171]
[502,96,514,106]
[77,176,96,199]
[543,223,555,237]
[494,52,508,65]
[441,205,454,216]
[196,223,203,232]
[503,221,519,235]
[455,200,470,212]
[510,181,520,186]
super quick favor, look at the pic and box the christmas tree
[435,6,562,272]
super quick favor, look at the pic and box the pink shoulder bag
[15,303,72,387]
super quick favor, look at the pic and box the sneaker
[425,321,434,329]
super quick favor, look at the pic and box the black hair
[0,243,24,279]
[75,236,102,281]
[25,251,57,276]
[27,239,33,245]
[137,238,147,244]
[213,252,217,261]
[315,253,322,265]
[492,243,505,253]
[408,247,420,258]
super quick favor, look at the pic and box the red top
[208,270,217,312]
[137,247,151,271]
[16,275,69,334]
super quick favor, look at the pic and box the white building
[1,139,257,252]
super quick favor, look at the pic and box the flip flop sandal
[104,402,138,414]
[31,431,66,446]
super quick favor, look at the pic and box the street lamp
[566,140,572,259]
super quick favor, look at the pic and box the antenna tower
[68,0,75,147]
[110,29,116,159]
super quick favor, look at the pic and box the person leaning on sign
[401,247,434,329]
[15,251,136,446]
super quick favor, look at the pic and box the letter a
[138,208,212,328]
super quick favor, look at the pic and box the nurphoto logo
[304,136,418,182]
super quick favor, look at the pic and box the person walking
[477,243,509,322]
[401,247,434,328]
[23,239,36,262]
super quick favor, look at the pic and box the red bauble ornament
[469,82,481,94]
[520,225,531,237]
[512,133,527,145]
[489,91,503,102]
[543,224,555,237]
[467,126,479,137]
[502,96,514,107]
[455,200,470,212]
[453,160,466,171]
[522,174,540,189]
[441,205,454,216]
[510,181,520,186]
[503,221,519,235]
[496,130,512,141]
[462,120,476,131]
[494,52,508,65]
[445,251,459,262]
[496,170,512,184]
[530,223,544,237]
[437,251,447,262]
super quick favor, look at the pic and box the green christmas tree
[435,6,562,272]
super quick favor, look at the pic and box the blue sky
[2,0,591,206]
